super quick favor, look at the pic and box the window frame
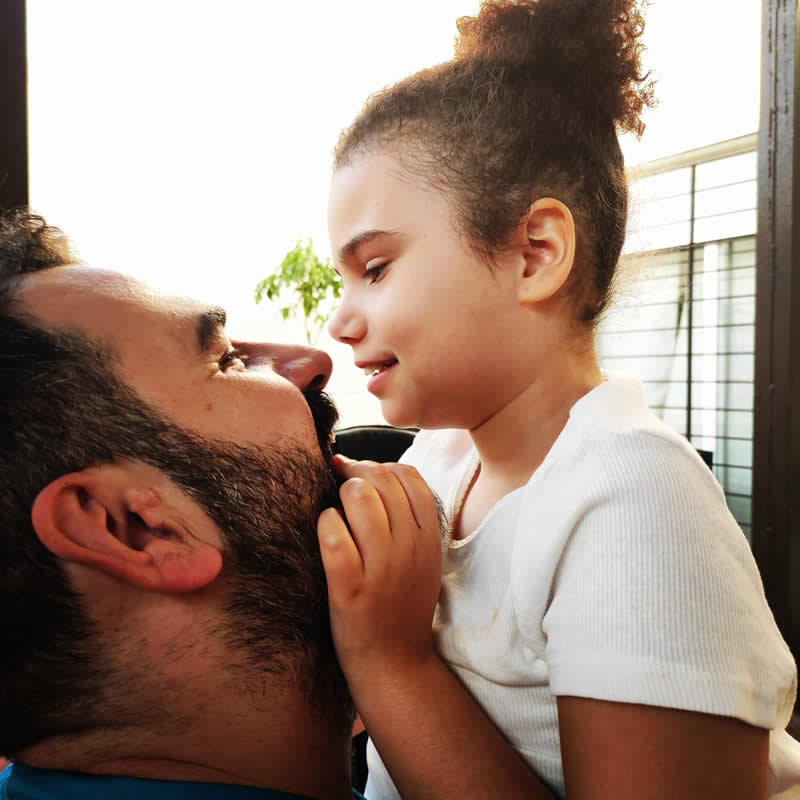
[753,0,800,679]
[0,0,28,211]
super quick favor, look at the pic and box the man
[0,211,361,799]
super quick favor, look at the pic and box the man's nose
[269,343,333,391]
[327,293,366,344]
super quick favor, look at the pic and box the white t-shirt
[365,373,800,799]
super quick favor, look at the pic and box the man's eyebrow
[338,229,402,263]
[196,306,228,355]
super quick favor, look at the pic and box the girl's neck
[468,344,603,489]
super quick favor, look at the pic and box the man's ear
[516,198,576,305]
[31,468,223,593]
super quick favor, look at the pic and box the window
[598,142,757,538]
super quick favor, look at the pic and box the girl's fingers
[382,463,441,536]
[317,507,365,602]
[331,453,353,477]
[338,476,393,568]
[382,463,443,577]
[336,458,416,538]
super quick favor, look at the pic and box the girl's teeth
[364,362,393,377]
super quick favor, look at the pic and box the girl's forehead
[333,148,438,201]
[329,151,454,239]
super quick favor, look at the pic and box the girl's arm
[318,456,555,800]
[558,696,769,799]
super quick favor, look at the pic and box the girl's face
[327,150,537,430]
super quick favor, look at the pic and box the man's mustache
[303,389,339,458]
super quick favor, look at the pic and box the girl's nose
[328,296,366,344]
[268,342,333,391]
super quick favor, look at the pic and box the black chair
[696,448,713,469]
[333,424,418,463]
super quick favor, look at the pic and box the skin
[328,155,530,432]
[328,151,602,535]
[320,150,770,799]
[16,266,355,800]
[22,266,328,455]
[320,456,555,800]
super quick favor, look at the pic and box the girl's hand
[317,455,443,677]
[319,457,554,800]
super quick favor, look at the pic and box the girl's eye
[219,347,248,371]
[364,262,388,284]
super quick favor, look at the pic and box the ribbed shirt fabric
[365,372,800,799]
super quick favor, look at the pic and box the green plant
[254,239,342,345]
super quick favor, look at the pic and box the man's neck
[20,688,354,800]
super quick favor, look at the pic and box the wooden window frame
[0,0,28,211]
[753,0,800,674]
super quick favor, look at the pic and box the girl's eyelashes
[364,262,388,284]
[219,346,248,371]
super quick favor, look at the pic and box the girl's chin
[380,399,417,430]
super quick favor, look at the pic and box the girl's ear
[31,467,222,593]
[517,198,576,305]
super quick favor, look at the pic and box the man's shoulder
[0,764,10,799]
[0,763,335,800]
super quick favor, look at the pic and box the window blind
[598,149,757,539]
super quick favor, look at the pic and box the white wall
[26,0,761,428]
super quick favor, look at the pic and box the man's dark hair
[0,211,348,758]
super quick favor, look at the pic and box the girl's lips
[366,360,397,394]
[361,358,397,377]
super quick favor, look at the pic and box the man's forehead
[20,265,205,334]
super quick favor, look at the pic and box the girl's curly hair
[334,0,655,325]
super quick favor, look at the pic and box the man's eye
[219,347,248,371]
[364,262,388,284]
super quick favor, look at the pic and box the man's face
[18,265,346,701]
[19,265,335,459]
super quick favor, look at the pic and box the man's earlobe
[31,471,222,593]
[518,198,576,304]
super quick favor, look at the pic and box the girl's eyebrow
[338,229,404,263]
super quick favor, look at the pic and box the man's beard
[2,317,352,751]
[119,385,348,718]
[304,387,340,469]
[166,389,347,706]
[211,391,344,676]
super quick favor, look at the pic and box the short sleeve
[542,431,797,731]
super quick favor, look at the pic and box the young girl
[317,1,800,797]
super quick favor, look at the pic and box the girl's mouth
[364,360,398,394]
[364,359,397,378]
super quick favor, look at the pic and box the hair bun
[455,0,655,136]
